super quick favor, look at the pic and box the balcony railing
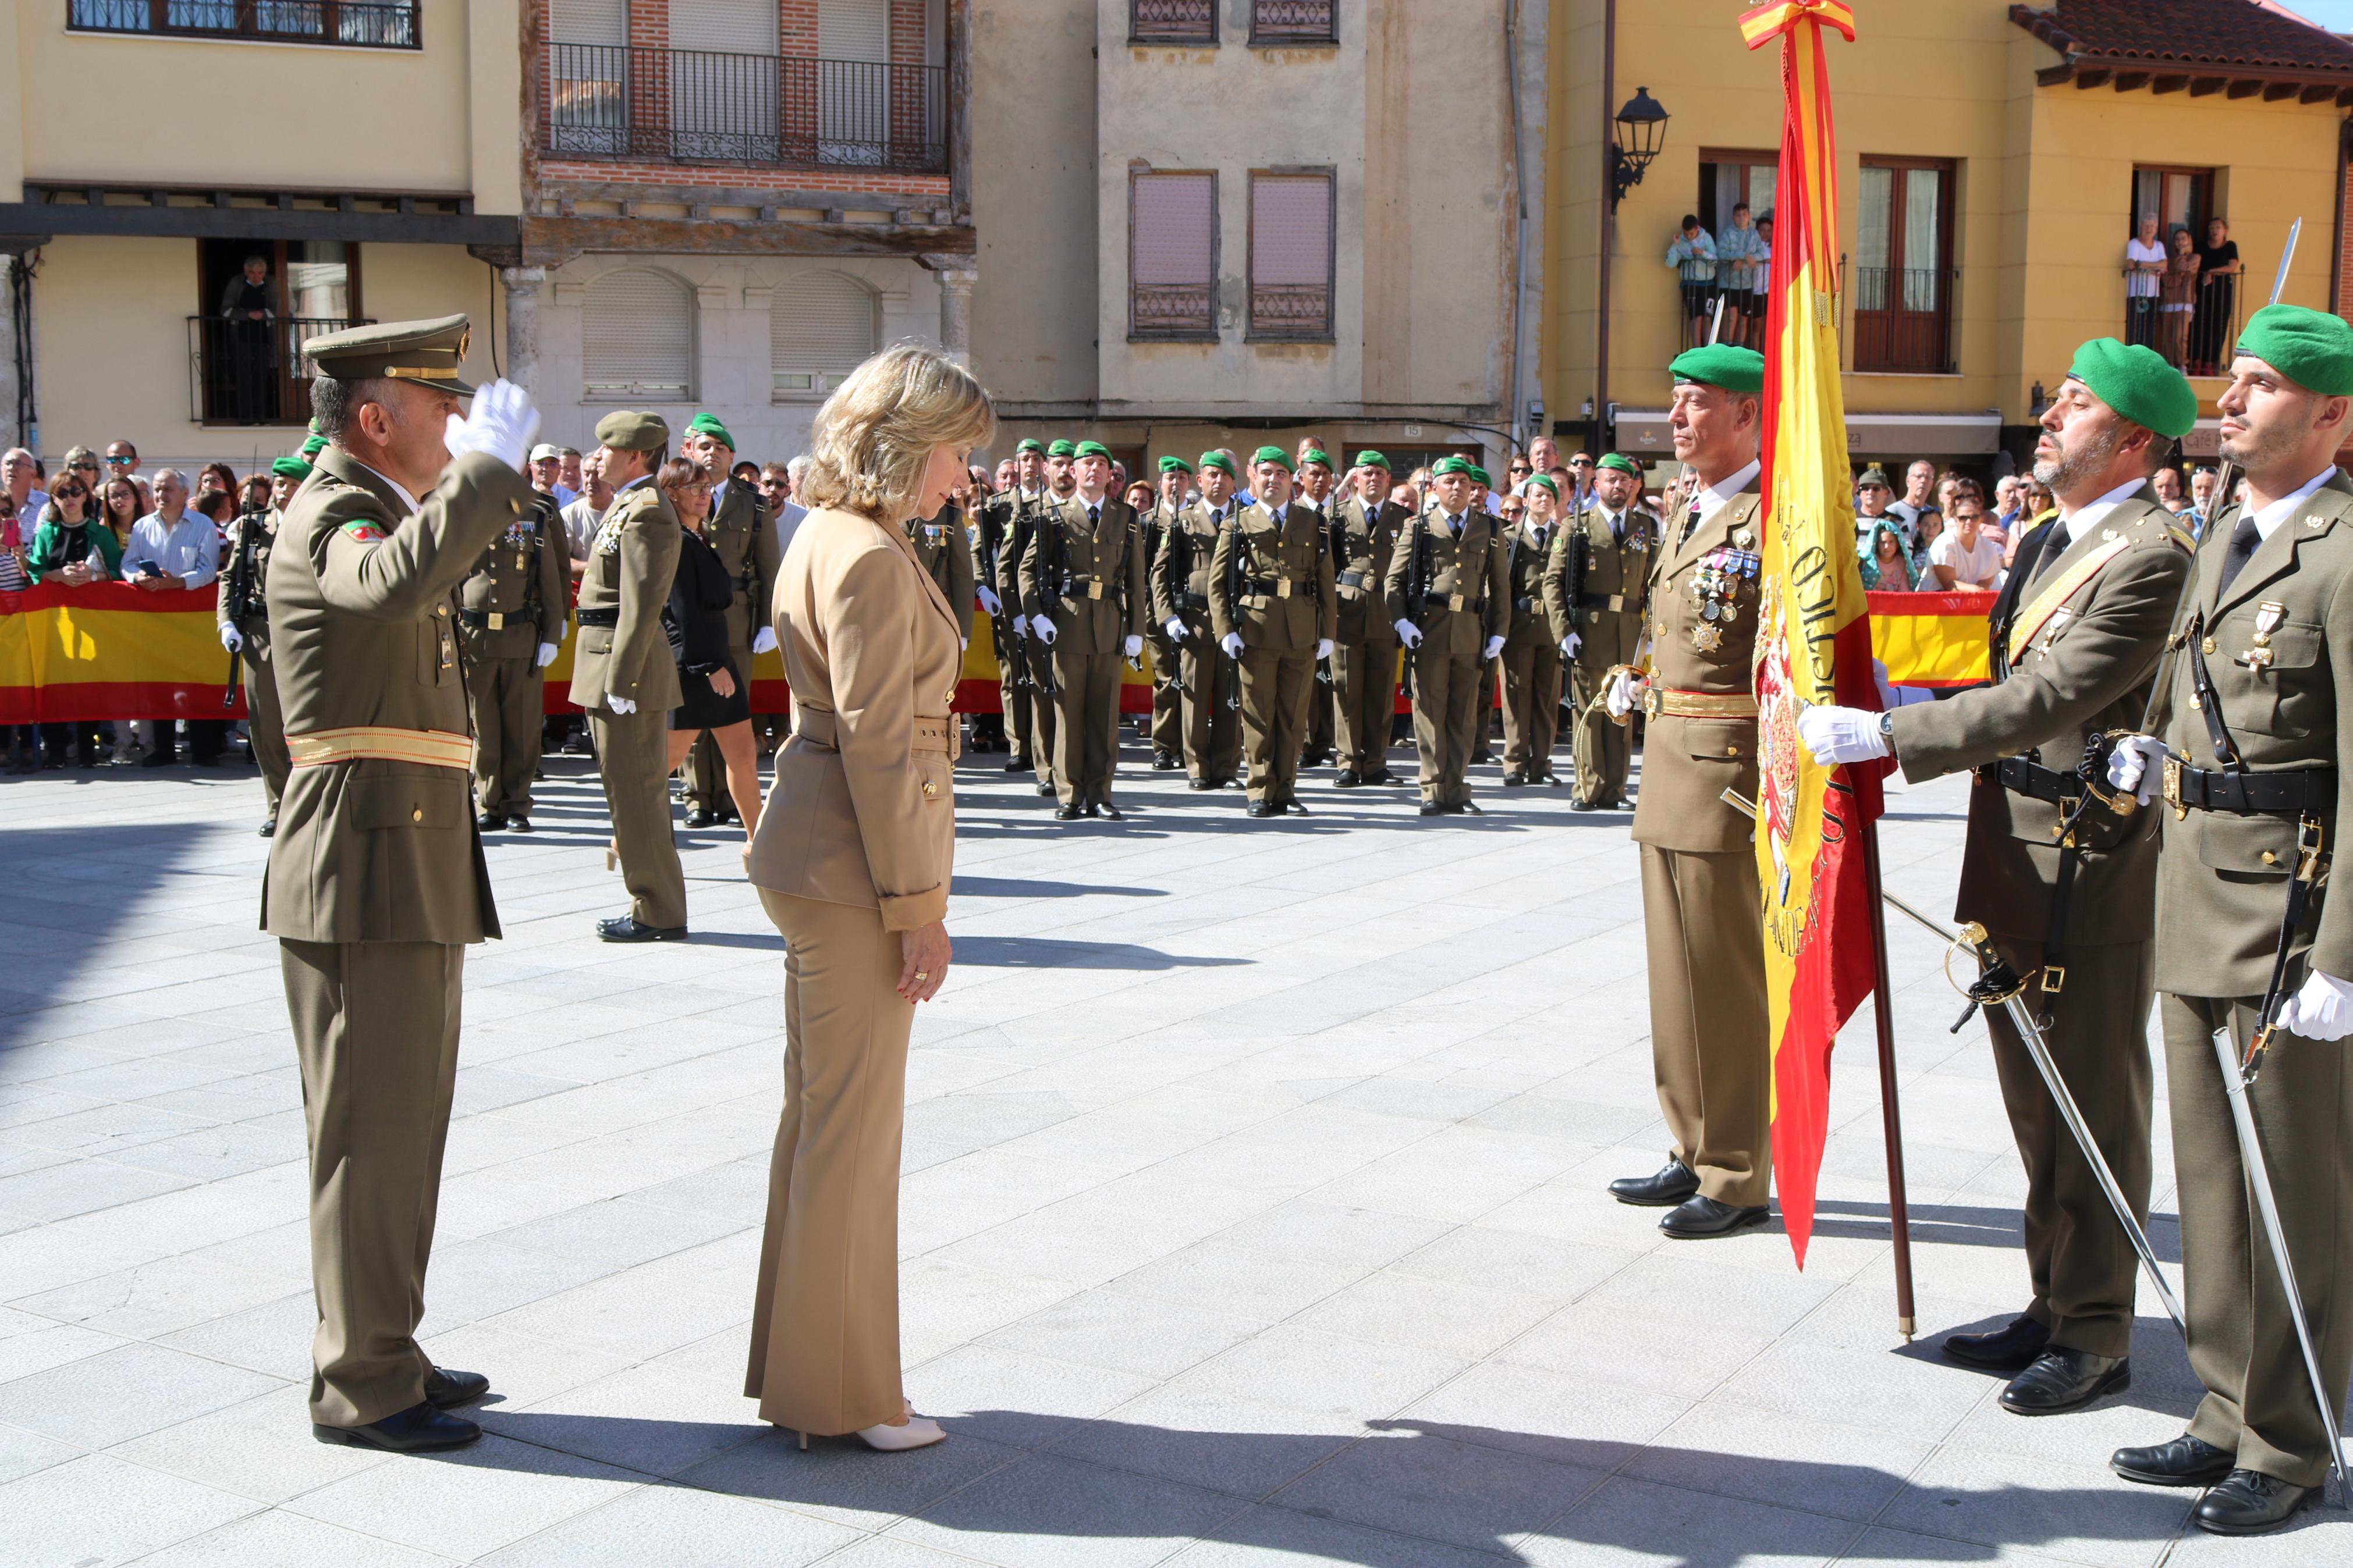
[1252,0,1337,44]
[1131,283,1215,340]
[2121,265,2246,377]
[1852,266,1955,375]
[188,315,367,427]
[69,0,419,48]
[1131,0,1215,44]
[1248,282,1332,341]
[545,44,946,174]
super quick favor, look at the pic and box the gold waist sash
[286,726,474,770]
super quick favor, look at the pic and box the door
[1853,159,1953,374]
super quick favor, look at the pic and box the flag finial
[1739,0,1857,50]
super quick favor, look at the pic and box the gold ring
[914,970,931,982]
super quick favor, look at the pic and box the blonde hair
[801,344,996,522]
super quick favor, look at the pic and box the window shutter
[771,272,879,394]
[551,0,623,44]
[584,271,693,398]
[670,0,777,55]
[819,0,889,62]
[1248,173,1330,338]
[1131,172,1215,337]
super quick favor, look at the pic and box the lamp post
[1595,64,1670,456]
[1610,87,1670,209]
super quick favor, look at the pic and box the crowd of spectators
[1665,205,1774,350]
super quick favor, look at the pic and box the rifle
[1120,510,1144,674]
[1316,502,1348,691]
[1402,513,1432,700]
[1221,505,1244,712]
[220,505,267,709]
[978,500,1028,694]
[1031,496,1064,698]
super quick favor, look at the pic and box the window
[583,270,693,399]
[190,239,364,426]
[1130,172,1218,342]
[1131,0,1214,45]
[771,272,879,397]
[69,0,420,49]
[1248,171,1333,342]
[1853,157,1954,375]
[1251,1,1336,45]
[2134,165,2214,244]
[1699,153,1778,244]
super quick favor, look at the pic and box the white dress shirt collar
[352,461,422,517]
[2248,467,2339,543]
[1693,460,1762,529]
[2058,477,2149,544]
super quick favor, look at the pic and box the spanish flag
[1741,0,1884,1267]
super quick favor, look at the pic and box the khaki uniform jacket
[1018,494,1149,653]
[1630,481,1766,856]
[567,480,683,714]
[1333,496,1405,646]
[1152,501,1225,628]
[457,492,570,661]
[702,477,779,650]
[2155,470,2353,994]
[985,488,1053,611]
[260,447,531,944]
[1382,509,1509,660]
[216,508,279,657]
[1503,520,1563,646]
[1543,503,1653,663]
[749,506,964,932]
[908,506,978,635]
[1891,488,2190,945]
[1209,500,1338,653]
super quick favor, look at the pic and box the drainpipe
[1504,0,1530,456]
[1595,0,1616,456]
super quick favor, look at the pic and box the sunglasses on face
[70,462,98,472]
[105,455,133,464]
[1508,464,1531,475]
[1569,458,1594,468]
[55,487,86,500]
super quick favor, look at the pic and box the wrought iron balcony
[187,315,369,427]
[69,0,419,49]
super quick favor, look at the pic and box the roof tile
[2014,0,2353,76]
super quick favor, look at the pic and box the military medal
[1691,621,1724,653]
[2253,601,2285,645]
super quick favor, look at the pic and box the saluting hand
[442,379,542,470]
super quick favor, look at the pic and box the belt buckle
[1642,686,1663,721]
[486,610,504,631]
[2163,756,2185,820]
[1447,593,1465,612]
[1277,579,1292,599]
[1087,582,1102,600]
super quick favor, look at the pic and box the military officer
[218,454,301,836]
[1331,451,1406,788]
[1294,448,1340,770]
[456,458,569,833]
[2103,305,2353,1533]
[1021,439,1147,819]
[1605,344,1773,1238]
[1497,473,1567,786]
[1385,456,1508,815]
[1804,339,2197,1414]
[977,438,1045,772]
[569,411,687,941]
[1154,450,1243,790]
[1004,439,1078,798]
[1545,453,1652,809]
[1211,447,1336,817]
[1467,464,1504,767]
[1142,456,1191,770]
[264,317,537,1452]
[680,414,779,827]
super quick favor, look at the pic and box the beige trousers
[588,706,687,929]
[1639,844,1772,1206]
[745,890,913,1435]
[242,643,289,818]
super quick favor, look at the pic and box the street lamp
[1609,87,1669,209]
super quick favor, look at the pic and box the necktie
[1679,503,1702,548]
[1088,504,1100,534]
[2216,512,2262,598]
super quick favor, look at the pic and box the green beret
[1856,465,1891,488]
[1468,466,1492,488]
[1073,440,1112,461]
[685,412,736,450]
[1016,438,1046,456]
[1670,343,1766,394]
[270,456,312,481]
[2235,304,2353,397]
[594,409,670,453]
[1198,450,1237,477]
[1158,454,1194,474]
[1431,456,1475,478]
[1298,448,1334,470]
[1353,450,1391,471]
[1250,445,1294,471]
[1524,474,1559,500]
[1597,453,1641,476]
[1047,439,1077,458]
[2065,338,2197,440]
[303,312,474,396]
[307,417,324,436]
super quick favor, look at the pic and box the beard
[2031,419,2123,492]
[2219,399,2317,471]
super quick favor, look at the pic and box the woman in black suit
[658,458,764,851]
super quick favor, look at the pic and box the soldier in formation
[1387,456,1507,816]
[1294,447,1340,771]
[975,438,1046,773]
[1546,452,1651,810]
[1330,450,1405,788]
[1021,440,1147,820]
[455,446,569,832]
[1155,451,1243,791]
[1210,447,1336,817]
[1141,457,1188,770]
[1497,473,1566,787]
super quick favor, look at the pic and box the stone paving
[1,734,2347,1566]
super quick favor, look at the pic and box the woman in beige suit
[744,344,993,1450]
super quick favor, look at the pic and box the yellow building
[1545,0,2353,472]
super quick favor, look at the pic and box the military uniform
[976,486,1041,769]
[569,417,687,937]
[1384,503,1507,810]
[1294,490,1339,770]
[1020,491,1147,814]
[261,316,532,1439]
[456,490,569,826]
[1000,491,1060,792]
[1329,489,1405,785]
[1545,495,1652,808]
[217,502,287,826]
[1152,497,1241,787]
[1211,494,1337,812]
[1497,511,1565,784]
[1139,497,1186,766]
[681,466,778,820]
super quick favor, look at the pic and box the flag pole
[1858,811,1916,1340]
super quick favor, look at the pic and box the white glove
[1012,615,1029,639]
[2278,969,2353,1042]
[218,624,242,652]
[1165,617,1187,642]
[535,642,559,669]
[977,586,1002,616]
[608,695,636,715]
[1124,634,1143,659]
[1220,632,1244,658]
[1482,635,1506,661]
[1872,656,1896,711]
[1560,632,1582,660]
[1315,638,1334,662]
[1796,705,1890,767]
[441,378,540,470]
[2105,734,2168,805]
[751,626,779,656]
[1605,668,1648,719]
[1032,617,1057,645]
[1394,618,1423,649]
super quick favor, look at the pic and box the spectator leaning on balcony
[103,440,149,511]
[2190,216,2241,376]
[2188,463,2220,536]
[2124,213,2166,350]
[1665,214,1719,349]
[2158,225,2201,371]
[1715,203,1769,350]
[222,253,278,422]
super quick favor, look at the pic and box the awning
[1612,410,2003,458]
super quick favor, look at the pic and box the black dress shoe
[506,816,533,834]
[1457,801,1482,815]
[1300,748,1331,769]
[1999,1348,2128,1415]
[1247,801,1277,818]
[1054,805,1084,820]
[1942,1314,2050,1372]
[1152,752,1180,771]
[1006,756,1033,774]
[1609,1158,1699,1207]
[1418,801,1445,816]
[1503,771,1528,787]
[423,1366,491,1410]
[1098,802,1123,821]
[1369,769,1396,785]
[597,915,688,943]
[2196,1470,2319,1534]
[684,807,722,829]
[314,1401,480,1453]
[2111,1433,2235,1488]
[257,819,277,839]
[1660,1194,1772,1239]
[1037,782,1056,797]
[1187,778,1213,791]
[1570,796,1598,810]
[1284,799,1309,816]
[476,812,507,831]
[1334,769,1361,788]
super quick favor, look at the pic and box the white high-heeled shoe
[796,1413,947,1452]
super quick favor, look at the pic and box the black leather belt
[1993,756,2081,805]
[1179,591,1209,611]
[2164,762,2334,818]
[457,607,518,630]
[1244,577,1312,598]
[1579,592,1631,613]
[1336,570,1367,589]
[577,606,620,628]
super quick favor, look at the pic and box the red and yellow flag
[1742,0,1885,1267]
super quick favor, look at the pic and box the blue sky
[2288,0,2353,30]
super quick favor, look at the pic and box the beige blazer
[748,506,964,931]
